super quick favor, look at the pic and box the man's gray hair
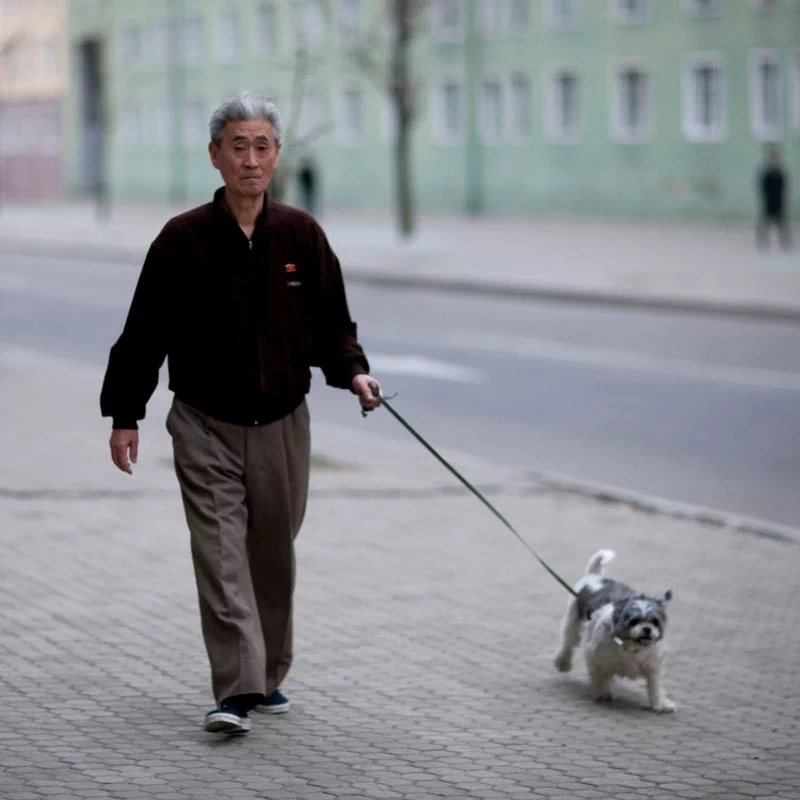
[209,91,282,146]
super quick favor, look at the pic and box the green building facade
[67,0,800,220]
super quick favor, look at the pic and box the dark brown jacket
[100,189,369,428]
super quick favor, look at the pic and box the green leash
[365,392,578,600]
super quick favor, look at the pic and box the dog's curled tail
[585,549,616,576]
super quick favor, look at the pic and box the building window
[546,0,583,29]
[611,0,650,24]
[40,107,61,154]
[182,14,203,67]
[144,19,169,70]
[120,25,141,69]
[338,0,362,50]
[431,0,465,42]
[216,9,240,64]
[792,51,800,133]
[119,103,141,148]
[295,0,327,53]
[683,0,725,17]
[683,53,726,142]
[547,66,581,142]
[509,0,532,32]
[749,0,778,12]
[509,72,531,140]
[478,0,505,37]
[143,102,171,147]
[298,85,326,140]
[255,1,279,56]
[480,75,504,142]
[433,75,465,144]
[338,82,364,145]
[750,50,782,141]
[337,0,362,49]
[0,109,24,155]
[612,64,650,142]
[183,99,206,147]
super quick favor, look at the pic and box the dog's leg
[589,666,613,702]
[553,598,581,673]
[646,668,676,713]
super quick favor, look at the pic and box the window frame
[750,49,783,141]
[682,51,728,143]
[610,60,653,144]
[546,63,583,144]
[431,0,467,43]
[610,0,650,25]
[431,72,467,145]
[544,0,584,31]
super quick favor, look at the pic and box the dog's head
[612,590,672,647]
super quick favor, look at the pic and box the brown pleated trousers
[166,397,310,703]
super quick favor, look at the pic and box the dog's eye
[651,619,661,627]
[628,618,641,627]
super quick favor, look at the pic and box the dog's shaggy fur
[553,549,676,713]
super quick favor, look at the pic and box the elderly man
[101,92,381,735]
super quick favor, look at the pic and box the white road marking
[448,331,800,392]
[368,353,484,384]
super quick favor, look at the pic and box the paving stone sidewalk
[1,347,799,800]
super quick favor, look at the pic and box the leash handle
[370,388,578,599]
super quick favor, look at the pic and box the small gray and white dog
[553,549,675,713]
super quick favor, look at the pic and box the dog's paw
[651,698,677,714]
[593,691,613,703]
[553,652,572,673]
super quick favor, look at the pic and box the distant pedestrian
[756,146,791,251]
[101,92,381,735]
[296,156,318,217]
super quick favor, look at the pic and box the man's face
[208,120,281,197]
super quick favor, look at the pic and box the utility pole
[464,0,483,215]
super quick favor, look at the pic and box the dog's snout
[642,626,652,636]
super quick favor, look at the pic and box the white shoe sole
[204,711,251,734]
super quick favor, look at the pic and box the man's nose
[244,148,259,167]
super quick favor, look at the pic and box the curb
[2,237,800,323]
[311,417,800,546]
[526,467,800,545]
[350,271,800,324]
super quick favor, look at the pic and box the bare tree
[351,0,427,238]
[269,39,331,203]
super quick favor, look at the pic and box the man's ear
[208,141,219,169]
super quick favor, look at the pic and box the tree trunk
[392,0,415,239]
[395,117,413,238]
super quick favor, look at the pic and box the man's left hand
[352,374,382,413]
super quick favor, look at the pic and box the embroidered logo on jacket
[285,263,297,273]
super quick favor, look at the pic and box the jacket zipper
[249,236,265,421]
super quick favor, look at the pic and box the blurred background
[1,0,799,529]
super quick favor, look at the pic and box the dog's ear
[662,590,673,604]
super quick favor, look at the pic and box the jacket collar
[212,186,271,233]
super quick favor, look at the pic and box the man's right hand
[110,429,139,474]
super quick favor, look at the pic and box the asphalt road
[2,250,799,528]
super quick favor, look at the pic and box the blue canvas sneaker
[204,701,252,734]
[255,690,290,714]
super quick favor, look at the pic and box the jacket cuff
[112,419,139,430]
